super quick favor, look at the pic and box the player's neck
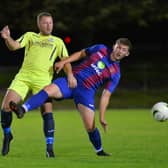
[39,32,51,36]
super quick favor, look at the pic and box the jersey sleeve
[58,40,69,59]
[16,32,30,48]
[105,73,120,93]
[85,44,105,55]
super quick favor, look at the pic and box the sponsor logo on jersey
[91,61,105,76]
[48,38,54,42]
[97,61,105,69]
[33,40,53,48]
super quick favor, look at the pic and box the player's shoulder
[48,35,66,46]
[50,35,64,42]
[86,44,107,51]
[91,44,107,48]
[98,44,107,48]
[23,31,39,37]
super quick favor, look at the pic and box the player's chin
[43,31,52,35]
[116,55,126,61]
[115,57,121,61]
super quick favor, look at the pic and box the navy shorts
[52,77,95,111]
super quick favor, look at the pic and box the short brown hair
[116,38,132,51]
[37,12,52,23]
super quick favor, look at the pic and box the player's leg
[77,104,101,152]
[40,101,55,158]
[77,104,110,156]
[9,77,72,157]
[9,78,64,157]
[32,78,57,158]
[39,77,73,157]
[1,89,22,156]
[10,77,71,114]
[9,85,59,158]
[74,86,110,156]
[10,83,62,115]
[9,77,71,156]
[1,77,30,156]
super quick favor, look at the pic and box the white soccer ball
[151,102,168,122]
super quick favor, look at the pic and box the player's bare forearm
[55,50,86,73]
[99,89,111,131]
[63,50,86,64]
[63,63,77,88]
[63,62,73,75]
[5,37,21,51]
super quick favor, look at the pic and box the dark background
[0,0,168,108]
[0,0,167,65]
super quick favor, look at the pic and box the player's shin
[42,113,55,156]
[23,90,49,112]
[88,128,103,153]
[1,110,13,156]
[1,110,12,133]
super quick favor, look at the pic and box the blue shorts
[53,77,95,111]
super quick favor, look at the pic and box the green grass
[0,109,168,168]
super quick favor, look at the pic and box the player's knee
[43,84,55,95]
[1,100,8,111]
[1,104,11,112]
[44,84,62,98]
[86,125,95,132]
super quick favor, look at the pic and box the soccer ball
[151,102,168,122]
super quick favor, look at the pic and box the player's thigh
[31,77,50,95]
[9,78,29,101]
[2,79,29,111]
[41,82,69,113]
[43,84,64,98]
[77,104,95,131]
[52,77,73,99]
[31,77,63,98]
[73,87,95,111]
[31,79,54,113]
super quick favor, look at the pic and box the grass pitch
[0,109,168,168]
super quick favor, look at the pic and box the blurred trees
[0,0,167,33]
[0,0,167,63]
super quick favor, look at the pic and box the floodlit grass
[0,109,168,168]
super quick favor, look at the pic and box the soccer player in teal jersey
[0,12,76,157]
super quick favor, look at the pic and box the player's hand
[54,61,65,74]
[0,25,10,39]
[100,119,108,132]
[67,73,77,88]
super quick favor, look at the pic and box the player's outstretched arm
[54,50,86,73]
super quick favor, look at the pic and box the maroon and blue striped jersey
[72,44,120,93]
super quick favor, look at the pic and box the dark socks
[88,128,102,152]
[42,113,55,151]
[1,110,12,134]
